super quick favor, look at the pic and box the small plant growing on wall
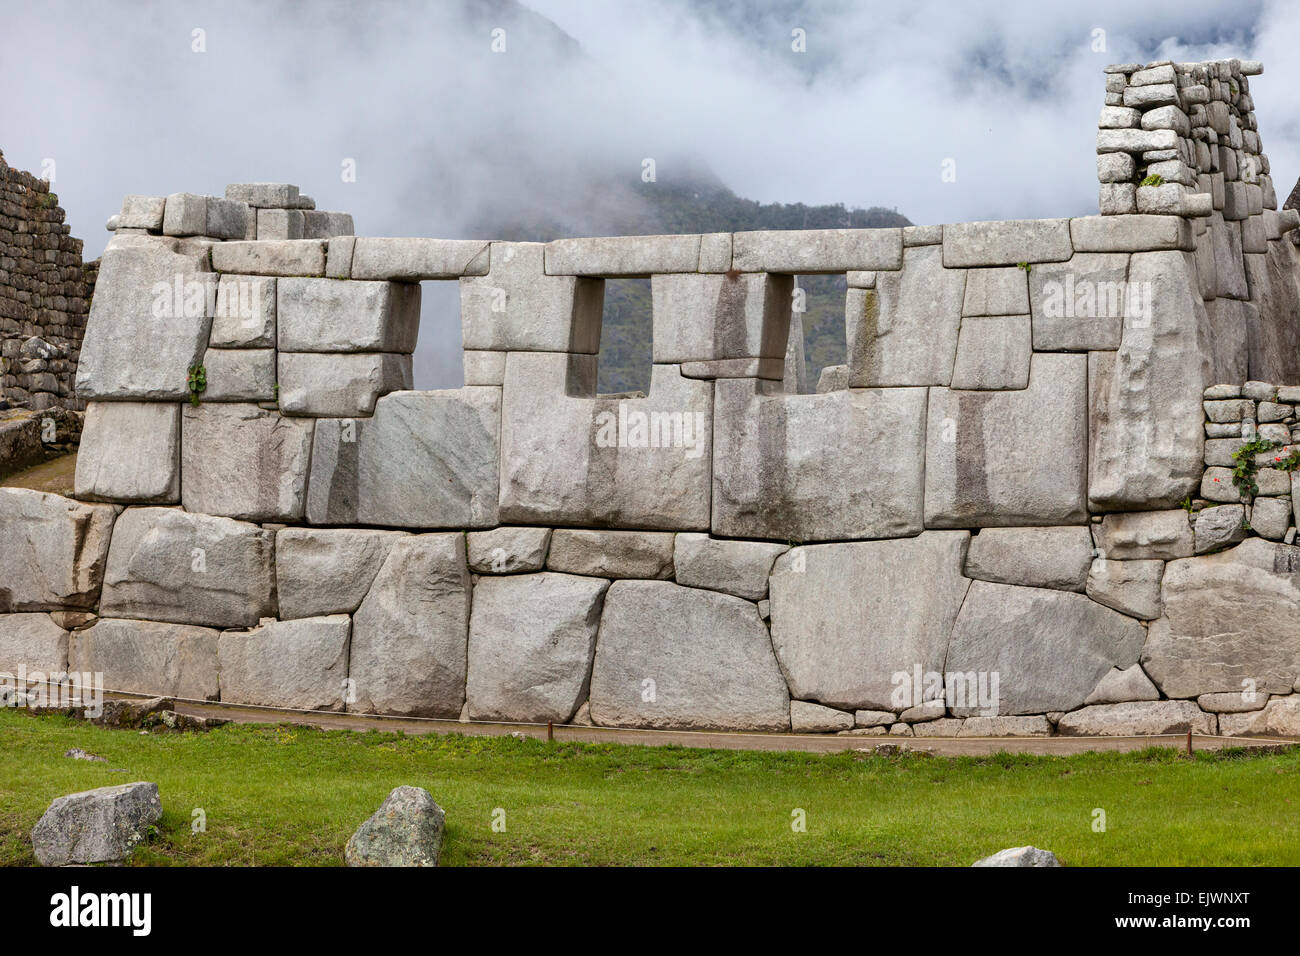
[187,364,207,408]
[1016,262,1031,273]
[1139,173,1165,187]
[1230,437,1282,498]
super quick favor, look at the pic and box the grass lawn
[2,708,1298,866]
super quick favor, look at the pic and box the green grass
[2,708,1298,866]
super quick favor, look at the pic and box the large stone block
[963,526,1094,591]
[460,242,604,353]
[946,581,1146,715]
[181,404,314,521]
[201,348,276,402]
[713,380,926,541]
[210,240,326,277]
[225,183,300,207]
[1069,215,1193,253]
[544,235,701,276]
[1094,510,1194,559]
[219,615,350,710]
[466,527,551,573]
[30,782,163,867]
[589,580,790,730]
[942,219,1072,268]
[0,489,115,612]
[1218,696,1300,737]
[71,617,219,700]
[949,313,1030,390]
[731,228,902,273]
[76,235,215,400]
[498,354,710,530]
[349,534,470,717]
[350,237,489,280]
[1056,700,1215,736]
[1086,558,1164,619]
[962,267,1029,316]
[673,534,789,600]
[307,389,500,528]
[925,352,1087,527]
[1028,253,1128,350]
[1088,252,1211,510]
[1245,238,1300,383]
[277,278,421,353]
[651,272,792,364]
[99,507,274,628]
[547,529,674,579]
[74,402,181,503]
[117,195,165,231]
[0,613,69,674]
[277,352,412,417]
[275,528,407,619]
[768,532,971,711]
[1142,539,1300,698]
[847,245,965,386]
[210,275,275,348]
[466,573,610,723]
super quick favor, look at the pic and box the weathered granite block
[181,404,313,521]
[651,272,792,364]
[74,402,180,503]
[962,268,1029,316]
[926,353,1087,527]
[498,355,710,530]
[275,528,407,619]
[731,228,903,273]
[307,389,500,529]
[768,532,971,711]
[210,240,326,277]
[71,618,219,700]
[162,193,207,237]
[547,529,675,579]
[466,573,609,723]
[589,580,790,730]
[942,219,1072,268]
[201,348,276,402]
[713,379,926,541]
[847,245,965,386]
[277,277,421,353]
[949,314,1031,390]
[460,242,603,353]
[0,489,115,612]
[466,527,551,573]
[1094,510,1194,559]
[0,613,69,674]
[1028,253,1129,350]
[99,507,274,628]
[963,526,1094,591]
[76,235,215,400]
[1085,558,1164,619]
[219,615,350,710]
[351,237,489,279]
[277,352,412,417]
[672,534,789,601]
[210,275,275,347]
[946,581,1146,715]
[349,534,470,718]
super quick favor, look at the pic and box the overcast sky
[2,0,1295,386]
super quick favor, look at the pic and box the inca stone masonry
[4,58,1300,739]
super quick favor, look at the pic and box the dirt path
[1,451,76,495]
[172,699,1299,757]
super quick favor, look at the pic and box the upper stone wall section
[0,149,96,412]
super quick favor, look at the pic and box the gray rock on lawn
[972,846,1062,867]
[344,786,445,867]
[466,573,610,724]
[31,782,163,866]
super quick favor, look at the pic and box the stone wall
[0,149,95,412]
[3,59,1300,740]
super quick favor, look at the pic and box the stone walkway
[172,699,1299,756]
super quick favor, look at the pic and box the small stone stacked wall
[3,62,1300,742]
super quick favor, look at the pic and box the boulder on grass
[972,845,1061,867]
[30,782,162,866]
[344,786,445,867]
